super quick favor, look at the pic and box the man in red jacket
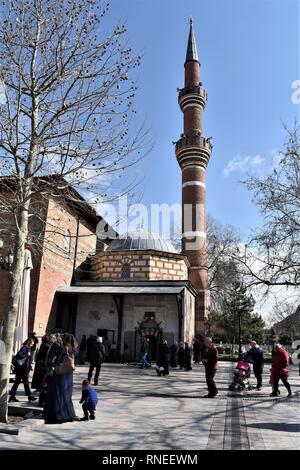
[270,344,292,397]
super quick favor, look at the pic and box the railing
[178,85,207,100]
[175,135,212,152]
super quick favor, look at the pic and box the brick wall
[90,250,189,281]
[0,191,98,335]
[33,197,97,333]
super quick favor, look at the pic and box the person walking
[9,338,37,402]
[88,336,106,385]
[270,343,292,397]
[140,336,151,369]
[244,340,264,390]
[202,337,219,398]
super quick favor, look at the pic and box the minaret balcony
[178,85,207,111]
[175,135,212,169]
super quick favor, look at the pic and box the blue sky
[104,0,299,240]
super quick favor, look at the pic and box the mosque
[56,19,212,361]
[0,20,212,362]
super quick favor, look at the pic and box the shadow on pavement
[246,422,300,432]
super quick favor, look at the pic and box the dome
[106,229,178,253]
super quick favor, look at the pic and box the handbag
[12,355,27,367]
[54,353,75,375]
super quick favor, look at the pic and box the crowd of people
[140,336,203,375]
[10,332,101,423]
[9,332,295,424]
[139,336,294,399]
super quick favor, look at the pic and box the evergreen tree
[222,282,255,354]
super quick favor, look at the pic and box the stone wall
[90,250,189,281]
[75,290,195,361]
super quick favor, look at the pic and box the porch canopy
[56,284,192,295]
[56,281,197,361]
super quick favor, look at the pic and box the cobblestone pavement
[1,361,299,450]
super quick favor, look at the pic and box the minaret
[175,18,212,336]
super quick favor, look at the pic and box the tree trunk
[0,204,29,423]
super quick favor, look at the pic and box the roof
[106,229,178,254]
[185,18,199,64]
[0,175,116,235]
[57,279,197,296]
[57,285,191,295]
[273,306,300,330]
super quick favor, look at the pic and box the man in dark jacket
[244,340,264,390]
[202,337,219,398]
[156,340,170,376]
[88,337,106,385]
[86,334,96,363]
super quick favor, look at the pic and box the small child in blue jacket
[79,379,99,421]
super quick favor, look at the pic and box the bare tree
[172,215,241,312]
[267,299,299,340]
[237,124,300,290]
[206,215,241,312]
[0,0,149,422]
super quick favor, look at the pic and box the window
[145,312,155,320]
[121,262,131,278]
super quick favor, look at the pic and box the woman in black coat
[44,333,76,424]
[184,342,192,371]
[31,335,50,391]
[177,342,185,369]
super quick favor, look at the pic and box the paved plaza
[1,361,299,450]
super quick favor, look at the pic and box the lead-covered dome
[106,229,177,253]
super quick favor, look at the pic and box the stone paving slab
[0,361,299,450]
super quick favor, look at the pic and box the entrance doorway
[135,313,162,361]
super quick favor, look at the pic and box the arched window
[121,262,131,278]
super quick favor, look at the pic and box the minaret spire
[185,17,199,64]
[175,20,212,336]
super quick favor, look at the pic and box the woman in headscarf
[44,333,77,424]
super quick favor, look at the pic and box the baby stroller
[229,358,252,391]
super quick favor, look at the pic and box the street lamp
[0,239,14,270]
[238,310,242,356]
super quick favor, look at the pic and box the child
[79,379,99,421]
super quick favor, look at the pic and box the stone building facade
[56,229,197,361]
